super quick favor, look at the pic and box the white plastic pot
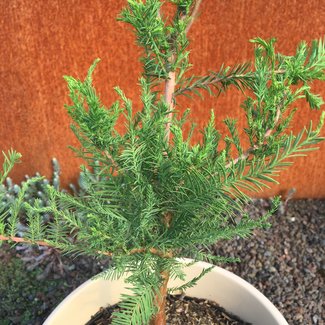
[44,259,288,325]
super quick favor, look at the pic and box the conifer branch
[225,96,284,168]
[175,63,254,97]
[0,235,173,259]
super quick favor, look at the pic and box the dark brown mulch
[86,295,251,325]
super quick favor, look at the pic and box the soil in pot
[85,294,251,325]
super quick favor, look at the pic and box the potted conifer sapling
[1,1,325,324]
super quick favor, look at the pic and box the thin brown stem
[264,105,281,138]
[163,211,172,228]
[0,235,50,247]
[225,146,258,169]
[164,70,176,142]
[0,235,173,259]
[104,150,118,169]
[185,0,203,35]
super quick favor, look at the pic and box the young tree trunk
[150,270,169,325]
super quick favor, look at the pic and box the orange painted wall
[0,0,324,197]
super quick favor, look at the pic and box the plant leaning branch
[0,234,173,258]
[174,62,255,98]
[1,1,325,325]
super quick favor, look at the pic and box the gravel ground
[212,199,325,325]
[0,199,324,324]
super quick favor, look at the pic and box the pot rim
[44,258,288,325]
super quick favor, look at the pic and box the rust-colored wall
[0,0,324,197]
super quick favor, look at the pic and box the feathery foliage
[1,1,325,324]
[0,150,21,185]
[0,150,22,234]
